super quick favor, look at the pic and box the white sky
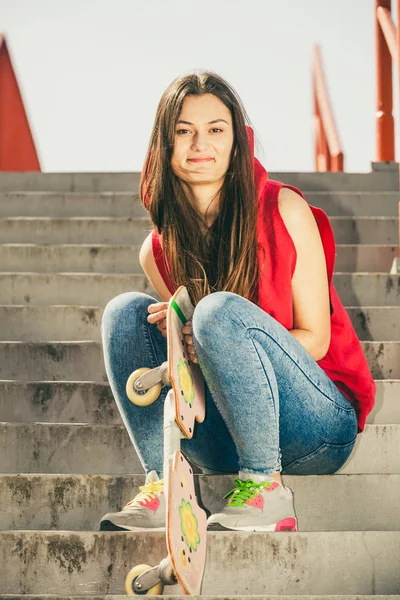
[2,0,398,173]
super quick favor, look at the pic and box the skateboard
[124,285,208,595]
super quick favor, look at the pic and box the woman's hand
[147,302,169,338]
[181,319,198,364]
[148,303,198,364]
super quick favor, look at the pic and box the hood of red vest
[141,125,269,209]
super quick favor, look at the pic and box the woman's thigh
[187,291,359,475]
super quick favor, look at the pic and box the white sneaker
[207,474,297,532]
[100,470,166,531]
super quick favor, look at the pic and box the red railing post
[312,45,344,172]
[375,0,395,161]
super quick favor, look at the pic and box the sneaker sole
[100,520,166,532]
[207,517,297,532]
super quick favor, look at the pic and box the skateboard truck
[127,557,177,594]
[126,362,169,406]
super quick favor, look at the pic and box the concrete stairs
[0,170,399,598]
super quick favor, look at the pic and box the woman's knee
[193,292,237,336]
[101,292,156,339]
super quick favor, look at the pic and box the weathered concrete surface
[0,244,142,273]
[1,305,399,342]
[0,381,120,424]
[1,190,399,218]
[0,216,397,245]
[2,597,400,600]
[0,531,399,595]
[0,217,151,244]
[335,245,399,272]
[0,172,142,193]
[391,257,400,275]
[1,169,398,191]
[307,191,400,216]
[0,272,399,308]
[0,380,396,425]
[331,217,399,244]
[1,473,399,532]
[0,244,398,274]
[1,596,400,600]
[333,273,400,307]
[345,307,400,341]
[0,423,398,475]
[0,273,399,307]
[0,192,146,218]
[0,341,397,380]
[0,273,157,306]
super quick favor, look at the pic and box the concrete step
[3,597,400,600]
[346,307,400,341]
[0,422,397,475]
[0,273,158,305]
[0,273,156,306]
[1,244,398,273]
[1,597,399,600]
[1,473,399,532]
[0,244,142,273]
[0,217,150,245]
[334,245,398,272]
[0,192,146,218]
[0,530,399,594]
[0,168,398,191]
[0,382,120,424]
[0,380,397,425]
[308,191,400,217]
[334,273,400,306]
[0,216,398,245]
[0,272,398,307]
[1,305,400,342]
[0,341,397,380]
[331,217,399,244]
[0,191,398,218]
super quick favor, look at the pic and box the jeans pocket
[282,437,357,476]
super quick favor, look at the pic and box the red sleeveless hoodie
[143,126,376,432]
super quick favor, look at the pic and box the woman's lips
[188,158,214,163]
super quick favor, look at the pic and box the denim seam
[197,304,281,474]
[142,308,164,370]
[216,299,353,413]
[283,435,357,472]
[246,334,281,472]
[228,311,355,414]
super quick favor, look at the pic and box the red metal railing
[375,1,400,263]
[312,45,344,172]
[0,33,41,171]
[374,0,400,162]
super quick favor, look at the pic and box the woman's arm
[139,231,173,303]
[277,187,331,361]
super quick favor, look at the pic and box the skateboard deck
[167,285,206,437]
[166,286,207,594]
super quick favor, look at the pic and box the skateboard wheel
[125,563,164,595]
[126,368,162,406]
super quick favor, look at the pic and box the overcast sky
[2,0,398,173]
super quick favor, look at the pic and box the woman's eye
[176,128,223,135]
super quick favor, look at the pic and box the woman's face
[171,93,234,185]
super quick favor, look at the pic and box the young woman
[100,71,376,533]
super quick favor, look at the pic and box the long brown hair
[140,70,261,306]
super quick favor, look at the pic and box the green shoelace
[223,478,274,507]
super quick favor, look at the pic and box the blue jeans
[101,291,358,478]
